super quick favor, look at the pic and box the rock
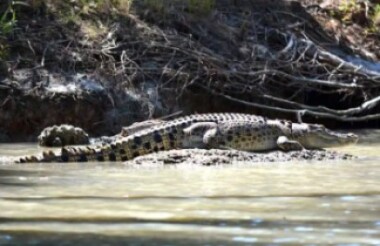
[38,124,90,147]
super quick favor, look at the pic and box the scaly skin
[17,113,358,163]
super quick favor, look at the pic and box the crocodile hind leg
[203,128,219,148]
[277,136,304,151]
[183,122,219,148]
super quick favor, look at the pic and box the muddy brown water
[0,130,379,245]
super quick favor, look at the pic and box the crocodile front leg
[276,136,304,151]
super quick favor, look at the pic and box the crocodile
[17,113,358,163]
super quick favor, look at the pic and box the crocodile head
[291,123,359,149]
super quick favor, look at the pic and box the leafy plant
[373,4,380,26]
[339,0,358,12]
[0,1,18,60]
[364,4,380,34]
[0,1,17,36]
[188,0,215,15]
[338,0,360,22]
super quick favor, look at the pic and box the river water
[0,130,379,245]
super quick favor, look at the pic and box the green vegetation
[0,1,16,35]
[142,0,215,16]
[0,1,17,59]
[43,0,132,22]
[373,4,380,32]
[38,0,215,39]
[187,0,215,15]
[0,0,218,69]
[338,0,358,20]
[1,0,215,33]
[16,0,133,41]
[333,0,380,34]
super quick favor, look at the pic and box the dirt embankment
[1,0,380,141]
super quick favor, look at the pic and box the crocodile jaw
[292,123,359,149]
[302,131,358,149]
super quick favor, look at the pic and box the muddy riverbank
[1,0,380,142]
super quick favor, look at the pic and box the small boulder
[38,124,90,147]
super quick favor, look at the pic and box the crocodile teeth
[26,156,38,162]
[86,147,96,154]
[42,151,50,158]
[61,147,69,155]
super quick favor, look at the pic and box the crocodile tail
[16,146,121,163]
[16,126,183,163]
